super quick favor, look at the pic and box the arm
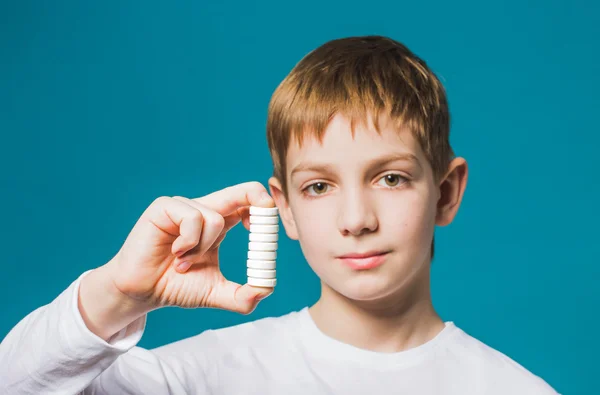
[1,182,276,394]
[0,270,203,395]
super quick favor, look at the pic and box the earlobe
[435,158,468,227]
[268,176,299,240]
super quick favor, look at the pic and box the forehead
[286,113,424,169]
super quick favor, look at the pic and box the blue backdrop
[1,2,597,393]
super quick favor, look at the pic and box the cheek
[289,198,323,237]
[289,200,335,260]
[295,210,330,244]
[384,190,436,243]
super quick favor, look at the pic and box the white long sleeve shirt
[0,272,560,394]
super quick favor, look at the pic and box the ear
[435,157,468,227]
[268,176,299,240]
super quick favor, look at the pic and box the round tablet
[249,224,279,234]
[247,259,276,269]
[249,233,278,242]
[249,216,279,225]
[247,277,277,287]
[248,241,278,251]
[248,250,277,260]
[249,206,279,216]
[247,268,276,279]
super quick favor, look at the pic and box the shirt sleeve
[0,271,207,395]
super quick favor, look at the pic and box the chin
[329,273,400,302]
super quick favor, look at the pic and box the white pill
[250,206,278,216]
[248,250,277,260]
[249,233,278,242]
[249,216,279,225]
[248,241,278,251]
[247,259,276,269]
[249,224,279,233]
[247,277,277,287]
[247,268,277,279]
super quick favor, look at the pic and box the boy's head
[267,36,467,303]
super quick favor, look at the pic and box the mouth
[336,250,390,270]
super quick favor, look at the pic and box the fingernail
[176,261,191,272]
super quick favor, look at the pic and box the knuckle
[152,196,170,207]
[220,195,234,209]
[215,214,226,229]
[190,210,204,223]
[248,181,265,192]
[205,212,225,229]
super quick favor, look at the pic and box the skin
[77,111,467,355]
[79,183,277,341]
[268,112,468,352]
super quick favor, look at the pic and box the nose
[337,188,378,237]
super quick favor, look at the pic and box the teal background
[1,1,597,393]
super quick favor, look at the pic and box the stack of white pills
[247,206,279,287]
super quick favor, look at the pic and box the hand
[109,181,276,312]
[79,182,277,340]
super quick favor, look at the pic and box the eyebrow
[290,152,421,178]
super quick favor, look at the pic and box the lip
[337,251,389,270]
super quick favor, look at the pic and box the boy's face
[269,113,466,303]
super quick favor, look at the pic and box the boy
[0,35,559,394]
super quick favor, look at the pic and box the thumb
[211,279,274,315]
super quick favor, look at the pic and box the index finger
[194,181,275,216]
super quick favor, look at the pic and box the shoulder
[443,323,560,394]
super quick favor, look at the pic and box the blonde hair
[266,35,455,259]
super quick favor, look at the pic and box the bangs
[267,36,452,192]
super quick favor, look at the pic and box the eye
[377,173,406,188]
[305,182,330,196]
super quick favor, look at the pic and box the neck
[308,263,444,353]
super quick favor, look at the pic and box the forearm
[0,272,146,394]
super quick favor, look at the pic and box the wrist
[78,260,152,341]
